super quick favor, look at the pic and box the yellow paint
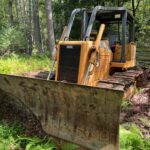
[55,24,136,87]
[112,42,136,69]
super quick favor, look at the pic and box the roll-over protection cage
[63,8,90,40]
[64,6,135,62]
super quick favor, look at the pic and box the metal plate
[58,45,81,83]
[0,74,123,150]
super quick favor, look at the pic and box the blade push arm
[95,24,105,50]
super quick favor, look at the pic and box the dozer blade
[0,74,123,150]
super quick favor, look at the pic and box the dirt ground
[120,68,150,138]
[120,88,150,138]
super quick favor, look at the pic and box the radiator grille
[58,45,81,83]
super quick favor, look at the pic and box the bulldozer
[0,6,144,150]
[50,6,142,97]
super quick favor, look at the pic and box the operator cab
[85,6,136,68]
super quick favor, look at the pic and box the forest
[0,0,150,150]
[0,0,149,56]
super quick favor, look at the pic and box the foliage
[0,121,80,150]
[0,0,149,55]
[0,26,27,54]
[1,121,150,150]
[0,121,23,150]
[18,137,56,150]
[0,121,57,150]
[120,124,150,150]
[121,100,133,110]
[0,53,50,75]
[61,143,79,150]
[124,0,150,47]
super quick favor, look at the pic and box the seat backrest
[108,32,118,47]
[99,40,111,51]
[113,43,136,61]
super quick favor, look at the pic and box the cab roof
[87,6,134,24]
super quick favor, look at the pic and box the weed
[0,121,23,150]
[61,143,79,150]
[0,121,150,150]
[18,137,56,150]
[0,53,51,75]
[120,124,150,150]
[0,121,78,150]
[121,100,133,110]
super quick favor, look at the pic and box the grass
[0,121,56,150]
[121,100,133,110]
[120,124,150,150]
[0,53,51,75]
[0,121,149,150]
[0,121,78,150]
[0,122,23,150]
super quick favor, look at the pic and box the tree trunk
[132,0,136,16]
[14,0,19,24]
[45,0,55,59]
[132,0,141,17]
[8,0,14,25]
[22,0,30,54]
[28,0,33,55]
[32,0,42,52]
[1,0,5,18]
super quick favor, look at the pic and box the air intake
[57,45,81,83]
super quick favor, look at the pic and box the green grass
[0,121,57,150]
[0,121,149,150]
[0,121,78,150]
[121,100,133,110]
[0,53,51,75]
[0,122,23,150]
[120,124,150,150]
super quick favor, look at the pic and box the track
[25,67,146,100]
[98,68,144,99]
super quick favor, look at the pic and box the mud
[120,68,150,138]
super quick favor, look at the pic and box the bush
[0,122,23,150]
[0,121,78,150]
[120,124,150,150]
[0,26,27,55]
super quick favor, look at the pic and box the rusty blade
[0,74,123,150]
